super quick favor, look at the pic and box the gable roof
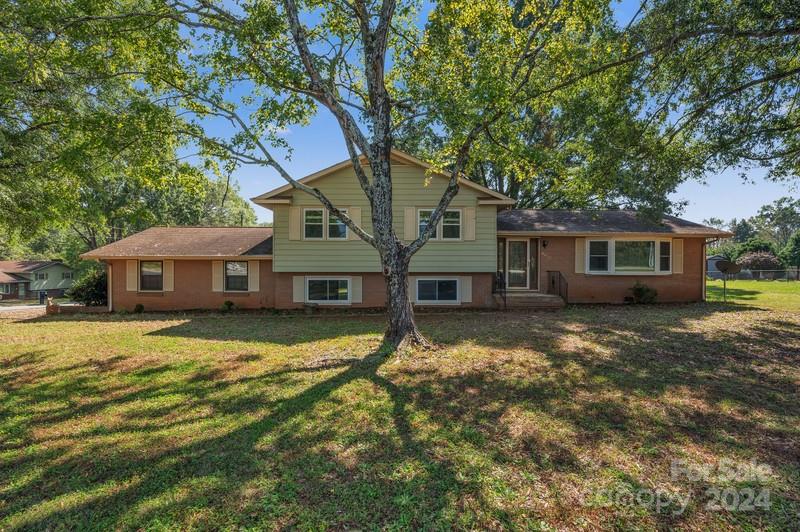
[251,149,516,205]
[0,260,68,274]
[0,271,28,283]
[497,209,733,237]
[81,227,273,260]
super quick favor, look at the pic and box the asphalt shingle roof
[81,227,274,258]
[497,209,732,237]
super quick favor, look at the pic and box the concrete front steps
[493,291,565,310]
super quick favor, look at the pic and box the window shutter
[163,260,174,292]
[673,239,684,274]
[351,276,363,303]
[248,260,260,292]
[460,276,472,303]
[574,238,586,273]
[212,261,223,292]
[126,260,138,291]
[404,207,415,240]
[464,207,476,241]
[292,276,305,303]
[348,207,362,240]
[408,275,417,302]
[289,207,302,240]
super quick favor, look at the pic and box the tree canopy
[2,0,799,346]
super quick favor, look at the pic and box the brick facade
[537,236,705,303]
[107,238,707,312]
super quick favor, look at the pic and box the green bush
[66,269,107,306]
[133,303,144,314]
[221,300,235,312]
[630,281,657,304]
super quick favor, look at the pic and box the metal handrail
[546,271,568,304]
[494,272,507,310]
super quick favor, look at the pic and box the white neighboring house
[0,261,75,301]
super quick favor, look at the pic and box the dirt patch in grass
[1,304,798,529]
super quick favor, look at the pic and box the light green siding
[272,164,498,273]
[28,264,75,291]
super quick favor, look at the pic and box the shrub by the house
[630,281,658,304]
[66,269,107,306]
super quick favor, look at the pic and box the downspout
[703,238,721,301]
[104,260,113,312]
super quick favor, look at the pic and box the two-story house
[0,261,76,301]
[83,150,731,311]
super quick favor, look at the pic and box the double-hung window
[62,272,73,280]
[416,279,459,303]
[35,272,48,281]
[588,241,610,273]
[0,284,9,294]
[225,261,248,291]
[442,211,461,239]
[328,209,348,240]
[306,278,350,303]
[659,241,671,272]
[140,261,163,291]
[418,210,438,239]
[304,209,324,239]
[418,209,461,240]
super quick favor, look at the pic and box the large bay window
[587,239,672,274]
[615,241,655,272]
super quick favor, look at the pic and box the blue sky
[222,1,797,225]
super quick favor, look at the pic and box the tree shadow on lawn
[705,286,762,301]
[2,304,799,529]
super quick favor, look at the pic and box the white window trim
[303,208,325,241]
[139,260,164,292]
[586,238,672,275]
[415,277,461,305]
[417,208,462,241]
[327,208,348,240]
[224,260,249,292]
[305,276,352,305]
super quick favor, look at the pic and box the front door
[506,239,529,289]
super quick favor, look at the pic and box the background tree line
[705,196,800,272]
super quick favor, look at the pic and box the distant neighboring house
[0,261,76,301]
[706,254,727,279]
[82,149,732,312]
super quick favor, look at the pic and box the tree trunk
[382,255,430,350]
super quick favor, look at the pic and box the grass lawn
[1,305,798,529]
[706,279,800,311]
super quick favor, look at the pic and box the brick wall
[538,236,705,303]
[109,259,275,311]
